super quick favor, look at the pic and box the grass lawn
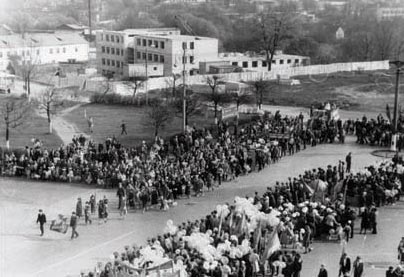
[0,108,63,150]
[62,103,215,147]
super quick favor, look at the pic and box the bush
[90,92,149,106]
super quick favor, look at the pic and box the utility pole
[389,60,404,151]
[182,45,187,133]
[88,0,92,42]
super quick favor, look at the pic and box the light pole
[389,60,404,151]
[182,45,187,133]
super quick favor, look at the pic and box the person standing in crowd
[120,120,127,135]
[70,212,79,240]
[318,264,328,277]
[36,209,46,236]
[89,194,96,214]
[120,196,128,219]
[359,208,369,235]
[369,207,378,234]
[292,253,302,277]
[353,256,364,277]
[84,202,92,225]
[386,266,395,277]
[339,252,351,277]
[345,152,352,172]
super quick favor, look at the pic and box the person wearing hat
[76,198,83,219]
[70,211,79,240]
[36,209,47,236]
[339,252,351,277]
[386,266,395,277]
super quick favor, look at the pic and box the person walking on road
[70,212,79,240]
[339,252,351,277]
[88,116,94,133]
[36,209,46,236]
[84,202,92,225]
[317,264,328,277]
[345,152,352,172]
[353,256,364,277]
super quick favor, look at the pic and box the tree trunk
[214,102,218,125]
[47,107,52,134]
[6,123,9,149]
[49,120,53,134]
[154,125,159,138]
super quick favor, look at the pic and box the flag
[331,180,345,201]
[254,220,262,252]
[261,229,281,262]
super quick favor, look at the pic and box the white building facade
[0,33,89,71]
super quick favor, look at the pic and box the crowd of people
[0,111,353,212]
[83,158,402,277]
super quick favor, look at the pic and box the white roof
[0,33,88,49]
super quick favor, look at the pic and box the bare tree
[251,79,270,109]
[145,100,172,138]
[257,5,296,71]
[206,76,226,124]
[0,99,29,149]
[172,88,201,125]
[8,53,37,101]
[37,87,64,134]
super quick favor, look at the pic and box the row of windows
[232,59,301,68]
[136,38,166,49]
[0,47,78,58]
[101,58,125,68]
[100,34,124,44]
[101,46,124,56]
[136,52,165,63]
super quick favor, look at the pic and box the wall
[143,60,390,91]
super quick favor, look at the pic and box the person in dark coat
[70,212,79,240]
[292,253,303,277]
[339,252,351,277]
[36,209,46,236]
[318,264,328,277]
[345,153,352,172]
[369,208,377,234]
[359,208,369,234]
[386,266,395,277]
[353,256,364,277]
[76,198,83,219]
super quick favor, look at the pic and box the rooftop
[0,33,88,49]
[135,34,217,41]
[219,52,309,61]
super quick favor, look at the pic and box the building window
[190,56,194,64]
[232,62,238,66]
[116,48,120,55]
[107,59,110,66]
[75,48,78,52]
[106,47,110,54]
[111,48,115,55]
[102,58,105,65]
[121,49,124,56]
[137,38,141,46]
[116,36,120,43]
[182,56,187,64]
[252,61,258,68]
[148,40,153,46]
[36,49,39,55]
[262,61,267,67]
[106,34,109,41]
[148,53,152,61]
[63,47,66,53]
[142,52,146,60]
[160,55,164,63]
[295,59,299,63]
[0,52,2,58]
[121,36,124,43]
[190,42,194,49]
[154,54,158,62]
[142,39,146,46]
[111,35,115,42]
[160,41,165,49]
[280,60,284,64]
[111,60,115,66]
[153,66,157,71]
[101,34,104,41]
[49,48,53,54]
[182,42,187,49]
[56,48,60,54]
[136,52,141,59]
[287,59,291,64]
[102,46,105,53]
[242,61,248,68]
[272,60,276,64]
[154,40,158,48]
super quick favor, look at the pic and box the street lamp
[182,45,187,133]
[389,60,404,151]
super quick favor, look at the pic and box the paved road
[0,137,397,277]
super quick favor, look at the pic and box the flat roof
[0,33,88,49]
[136,34,217,41]
[219,53,309,61]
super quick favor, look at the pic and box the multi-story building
[0,32,89,71]
[376,7,404,20]
[96,28,219,78]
